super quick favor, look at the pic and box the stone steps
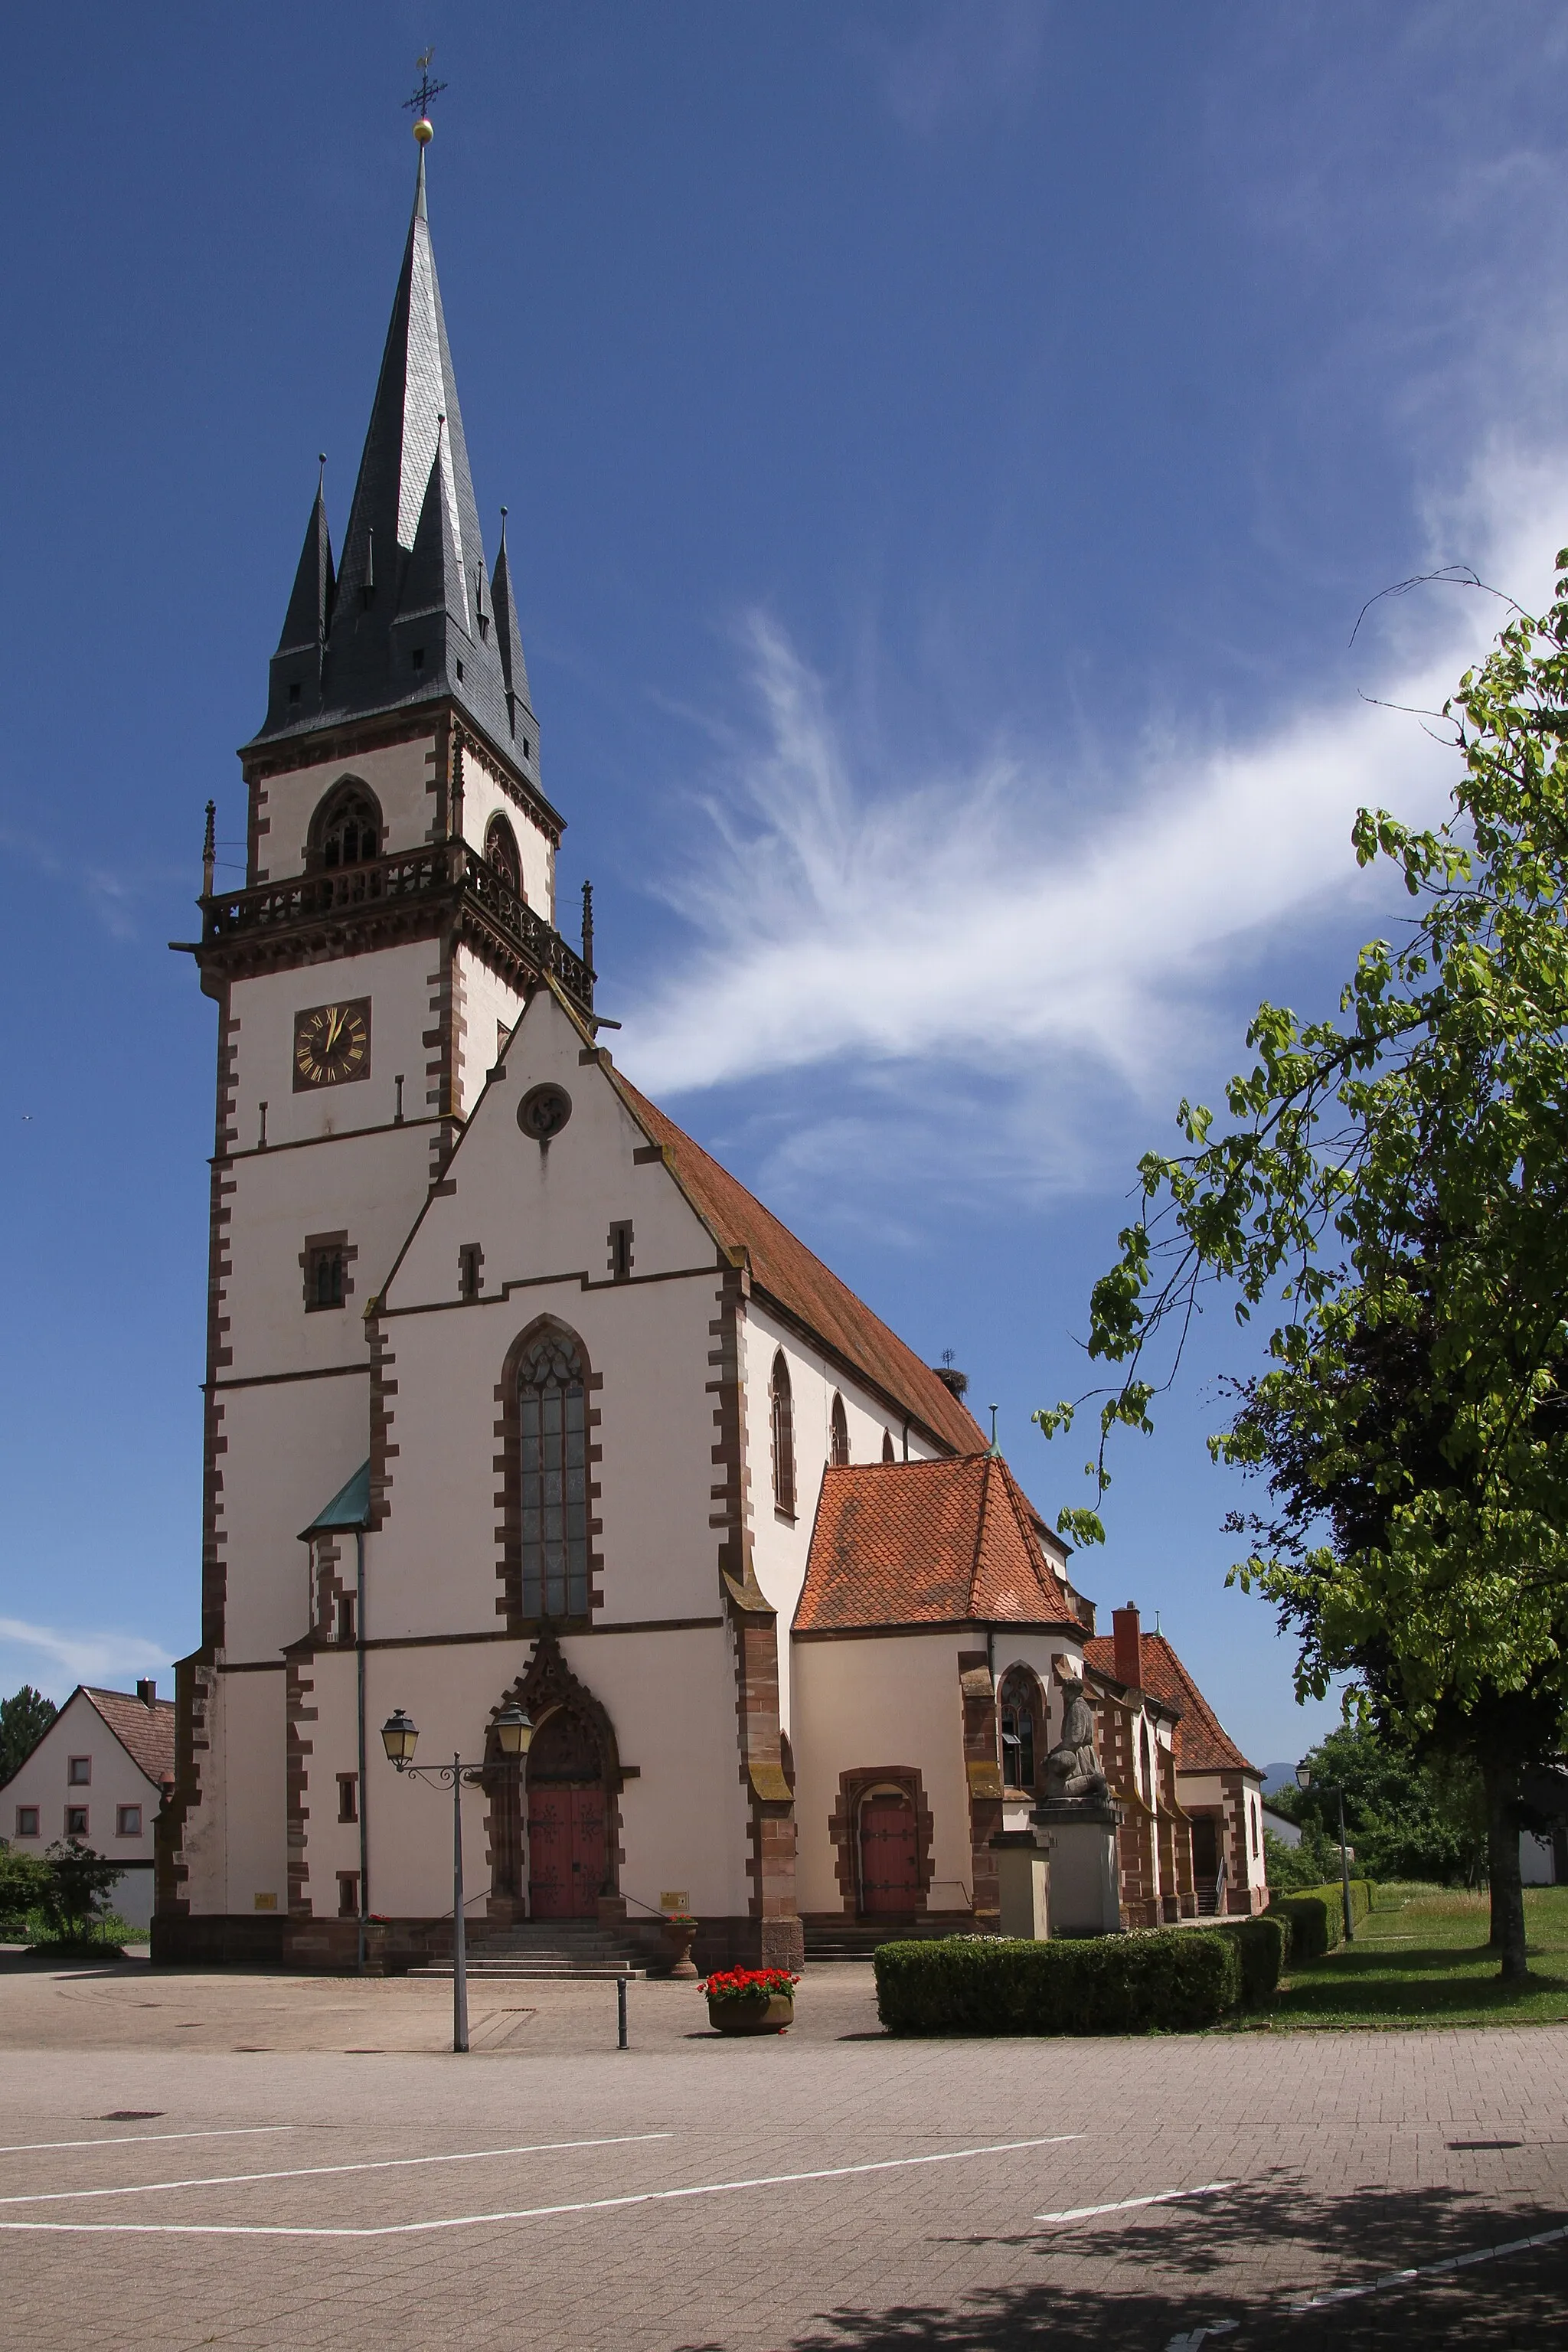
[410,1958,648,1981]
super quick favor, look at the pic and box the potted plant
[701,1966,800,2034]
[660,1912,701,1978]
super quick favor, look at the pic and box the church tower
[162,141,593,1942]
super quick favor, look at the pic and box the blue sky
[4,3,1567,1764]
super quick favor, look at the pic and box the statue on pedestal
[1042,1661,1109,1805]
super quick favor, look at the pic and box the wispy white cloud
[622,446,1568,1205]
[855,0,1050,136]
[0,1616,172,1697]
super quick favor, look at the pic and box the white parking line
[0,2132,673,2209]
[1036,2181,1241,2225]
[0,2128,296,2157]
[1285,2216,1568,2312]
[0,2132,1080,2238]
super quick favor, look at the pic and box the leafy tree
[1038,555,1568,1983]
[1269,1718,1488,1887]
[31,1841,125,1944]
[0,1686,57,1785]
[0,1840,54,1933]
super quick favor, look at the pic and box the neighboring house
[158,139,1282,1972]
[1262,1807,1302,1849]
[3,1684,174,1932]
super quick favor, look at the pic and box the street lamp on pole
[1295,1762,1354,1943]
[381,1702,533,2052]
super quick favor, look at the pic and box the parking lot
[0,1956,1563,2348]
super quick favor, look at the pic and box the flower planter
[707,1993,794,2035]
[660,1919,700,1978]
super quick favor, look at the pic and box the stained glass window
[519,1333,588,1617]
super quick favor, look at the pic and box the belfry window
[829,1392,850,1468]
[518,1331,589,1618]
[484,813,522,893]
[770,1353,795,1517]
[311,782,381,871]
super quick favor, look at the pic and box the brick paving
[0,1955,1563,2347]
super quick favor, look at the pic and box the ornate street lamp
[380,1701,534,2051]
[1296,1762,1355,1943]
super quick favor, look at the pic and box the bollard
[617,1975,629,2049]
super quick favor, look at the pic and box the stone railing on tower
[198,843,595,1011]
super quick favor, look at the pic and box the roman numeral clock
[292,998,372,1090]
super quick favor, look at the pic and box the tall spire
[491,505,534,740]
[250,144,537,783]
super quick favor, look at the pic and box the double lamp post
[381,1700,534,2053]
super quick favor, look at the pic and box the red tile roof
[83,1688,177,1788]
[1083,1632,1257,1775]
[613,1073,986,1455]
[794,1452,1080,1632]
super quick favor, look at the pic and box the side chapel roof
[82,1688,177,1788]
[794,1452,1080,1633]
[1083,1631,1259,1775]
[614,1073,986,1457]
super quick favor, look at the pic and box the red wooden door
[859,1792,920,1913]
[528,1785,607,1919]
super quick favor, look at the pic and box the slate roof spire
[491,505,535,742]
[250,147,541,791]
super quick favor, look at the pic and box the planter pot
[707,1994,794,2035]
[661,1919,700,1978]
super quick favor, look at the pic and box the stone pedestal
[991,1829,1049,1940]
[1033,1801,1122,1937]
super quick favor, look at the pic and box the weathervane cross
[403,47,448,125]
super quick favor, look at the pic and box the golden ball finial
[413,114,433,145]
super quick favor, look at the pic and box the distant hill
[1260,1761,1300,1795]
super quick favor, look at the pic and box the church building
[155,139,1265,1973]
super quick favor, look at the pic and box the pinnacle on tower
[491,506,534,743]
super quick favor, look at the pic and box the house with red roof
[158,139,1269,1972]
[4,1683,175,1932]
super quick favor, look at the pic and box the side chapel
[156,142,1266,1972]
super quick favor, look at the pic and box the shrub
[1204,1915,1288,2004]
[874,1930,1241,2037]
[1264,1877,1374,1960]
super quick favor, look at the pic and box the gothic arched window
[1140,1720,1154,1806]
[484,812,521,893]
[770,1352,795,1517]
[518,1329,588,1618]
[829,1393,850,1468]
[998,1666,1040,1793]
[310,780,381,871]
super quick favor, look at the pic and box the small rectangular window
[116,1805,142,1838]
[608,1220,634,1282]
[337,1775,359,1824]
[65,1806,89,1838]
[522,737,531,760]
[15,1807,38,1838]
[455,658,465,681]
[68,1756,91,1786]
[459,1243,483,1299]
[288,681,302,704]
[337,1871,360,1919]
[336,1593,356,1644]
[410,647,425,671]
[306,1244,346,1311]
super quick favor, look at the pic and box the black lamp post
[1296,1762,1354,1944]
[381,1702,533,2051]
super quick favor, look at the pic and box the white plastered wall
[230,941,439,1154]
[2,1691,165,1930]
[452,946,528,1122]
[791,1630,974,1914]
[218,1380,370,1658]
[457,741,555,920]
[253,734,438,882]
[214,1666,289,1916]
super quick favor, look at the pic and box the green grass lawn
[1259,1883,1568,2030]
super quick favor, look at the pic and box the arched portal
[858,1782,920,1913]
[485,1630,620,1924]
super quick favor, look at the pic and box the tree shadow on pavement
[677,2180,1567,2351]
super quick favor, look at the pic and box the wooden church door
[858,1789,920,1913]
[527,1708,607,1920]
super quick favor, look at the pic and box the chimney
[1112,1604,1142,1690]
[136,1678,157,1707]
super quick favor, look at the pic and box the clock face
[292,998,371,1091]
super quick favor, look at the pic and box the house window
[338,1872,360,1919]
[998,1668,1039,1794]
[459,1243,483,1299]
[770,1353,795,1517]
[68,1756,91,1786]
[881,1429,895,1463]
[65,1806,89,1838]
[484,812,521,893]
[307,1243,346,1310]
[116,1805,142,1838]
[607,1220,633,1282]
[14,1807,38,1838]
[336,1593,356,1644]
[310,780,381,871]
[518,1330,589,1617]
[338,1775,359,1824]
[829,1393,850,1467]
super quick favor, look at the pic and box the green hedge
[874,1930,1241,2037]
[1204,1915,1287,2004]
[1264,1878,1373,1961]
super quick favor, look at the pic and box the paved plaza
[0,1955,1563,2349]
